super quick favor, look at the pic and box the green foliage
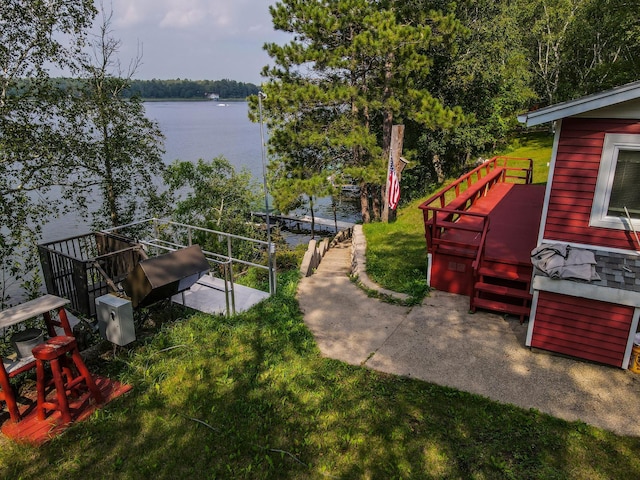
[256,0,467,222]
[2,270,640,478]
[55,9,166,230]
[515,0,640,105]
[405,0,536,189]
[364,195,430,301]
[557,0,640,100]
[237,246,305,290]
[496,132,555,184]
[0,0,97,306]
[162,156,264,263]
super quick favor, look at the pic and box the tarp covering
[531,243,600,281]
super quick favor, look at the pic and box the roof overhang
[518,80,640,127]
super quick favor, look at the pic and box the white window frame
[590,133,640,230]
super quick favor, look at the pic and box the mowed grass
[364,131,554,296]
[2,270,639,479]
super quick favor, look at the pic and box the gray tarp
[531,243,600,281]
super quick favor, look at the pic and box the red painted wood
[536,299,630,320]
[542,117,640,250]
[547,202,591,214]
[562,117,640,133]
[531,291,633,367]
[553,173,597,185]
[555,142,603,156]
[32,336,103,426]
[533,319,628,345]
[532,328,625,355]
[543,303,631,323]
[531,332,623,365]
[429,184,543,302]
[1,376,132,445]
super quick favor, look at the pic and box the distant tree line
[12,77,260,100]
[122,79,260,99]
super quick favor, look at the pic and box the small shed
[519,81,640,368]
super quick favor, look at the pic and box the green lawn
[496,131,554,184]
[2,270,639,479]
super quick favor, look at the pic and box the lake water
[42,101,360,241]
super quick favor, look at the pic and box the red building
[420,81,640,368]
[519,81,640,369]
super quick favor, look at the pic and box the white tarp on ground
[531,243,601,281]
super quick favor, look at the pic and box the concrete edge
[350,225,411,302]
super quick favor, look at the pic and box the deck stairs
[471,260,532,323]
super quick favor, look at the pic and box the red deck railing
[419,156,536,318]
[418,156,533,256]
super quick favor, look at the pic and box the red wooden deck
[419,157,544,319]
[441,183,545,265]
[1,376,132,445]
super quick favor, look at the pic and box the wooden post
[382,124,405,223]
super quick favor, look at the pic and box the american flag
[387,155,400,210]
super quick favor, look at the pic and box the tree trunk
[309,196,316,238]
[433,154,444,183]
[360,183,370,223]
[372,184,381,221]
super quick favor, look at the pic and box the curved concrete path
[297,236,640,437]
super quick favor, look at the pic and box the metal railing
[37,232,145,318]
[102,218,276,316]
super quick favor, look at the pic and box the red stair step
[478,267,531,283]
[472,297,530,317]
[474,282,532,300]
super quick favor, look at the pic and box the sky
[105,0,289,84]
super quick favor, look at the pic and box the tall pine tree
[254,0,466,222]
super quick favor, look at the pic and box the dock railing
[37,232,146,318]
[103,218,276,316]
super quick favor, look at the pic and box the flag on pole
[387,155,400,210]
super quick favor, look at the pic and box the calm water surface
[42,101,359,241]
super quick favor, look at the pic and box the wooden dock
[253,213,354,234]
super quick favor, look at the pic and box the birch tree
[63,8,165,229]
[0,0,96,305]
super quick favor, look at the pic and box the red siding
[543,117,640,250]
[531,291,634,367]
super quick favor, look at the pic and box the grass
[364,132,555,296]
[2,270,639,479]
[496,131,555,184]
[362,197,430,301]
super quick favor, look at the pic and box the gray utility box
[95,294,136,346]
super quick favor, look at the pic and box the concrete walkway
[297,237,640,437]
